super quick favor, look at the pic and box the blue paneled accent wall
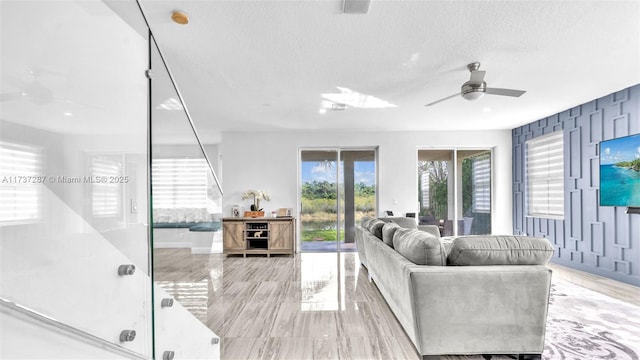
[512,84,640,286]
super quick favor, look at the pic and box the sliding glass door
[418,148,492,236]
[300,148,376,252]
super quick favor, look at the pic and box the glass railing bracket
[119,330,136,342]
[117,264,136,276]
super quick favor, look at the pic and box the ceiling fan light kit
[425,62,526,106]
[461,82,486,101]
[343,0,372,14]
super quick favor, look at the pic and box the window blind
[152,158,208,209]
[526,131,564,218]
[421,172,430,208]
[0,141,42,223]
[472,154,491,213]
[91,157,123,217]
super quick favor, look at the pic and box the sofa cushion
[380,217,418,229]
[447,235,555,266]
[381,222,401,247]
[360,216,372,228]
[392,228,446,266]
[368,219,386,239]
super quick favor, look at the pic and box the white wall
[204,144,222,186]
[221,130,513,234]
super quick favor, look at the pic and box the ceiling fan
[1,67,99,110]
[425,62,526,106]
[1,67,60,105]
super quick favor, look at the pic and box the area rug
[542,279,640,360]
[447,279,640,360]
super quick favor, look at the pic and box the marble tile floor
[300,240,358,252]
[155,249,428,359]
[154,249,639,360]
[547,262,640,306]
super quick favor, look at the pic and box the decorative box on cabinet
[222,217,295,257]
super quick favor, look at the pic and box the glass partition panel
[459,150,492,235]
[150,37,222,358]
[418,150,453,235]
[300,148,376,253]
[339,149,376,252]
[418,149,493,236]
[0,1,151,358]
[300,150,339,252]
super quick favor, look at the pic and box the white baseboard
[154,242,192,249]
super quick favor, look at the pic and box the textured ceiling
[139,1,639,142]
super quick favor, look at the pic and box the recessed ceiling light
[63,112,73,117]
[171,11,189,25]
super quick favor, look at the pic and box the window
[0,141,42,224]
[91,156,123,217]
[472,154,491,213]
[419,149,493,236]
[152,158,209,209]
[420,172,430,208]
[526,131,564,218]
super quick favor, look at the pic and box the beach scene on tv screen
[600,133,640,207]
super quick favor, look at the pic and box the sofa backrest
[417,224,440,238]
[447,235,555,265]
[379,217,418,229]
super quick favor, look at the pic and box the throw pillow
[392,228,446,266]
[381,222,401,247]
[368,219,386,240]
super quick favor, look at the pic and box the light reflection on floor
[154,249,422,359]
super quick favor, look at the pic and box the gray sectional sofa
[355,217,554,360]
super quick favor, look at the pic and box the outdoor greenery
[418,161,448,219]
[301,180,338,200]
[301,180,375,214]
[418,157,479,217]
[616,159,640,171]
[301,229,345,242]
[462,159,473,213]
[301,180,375,242]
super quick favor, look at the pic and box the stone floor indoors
[154,249,640,360]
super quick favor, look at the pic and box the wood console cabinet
[222,217,295,257]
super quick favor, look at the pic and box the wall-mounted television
[599,133,640,207]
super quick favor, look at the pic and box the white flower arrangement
[242,189,270,211]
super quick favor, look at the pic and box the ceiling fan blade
[424,93,459,106]
[469,70,486,83]
[485,88,526,97]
